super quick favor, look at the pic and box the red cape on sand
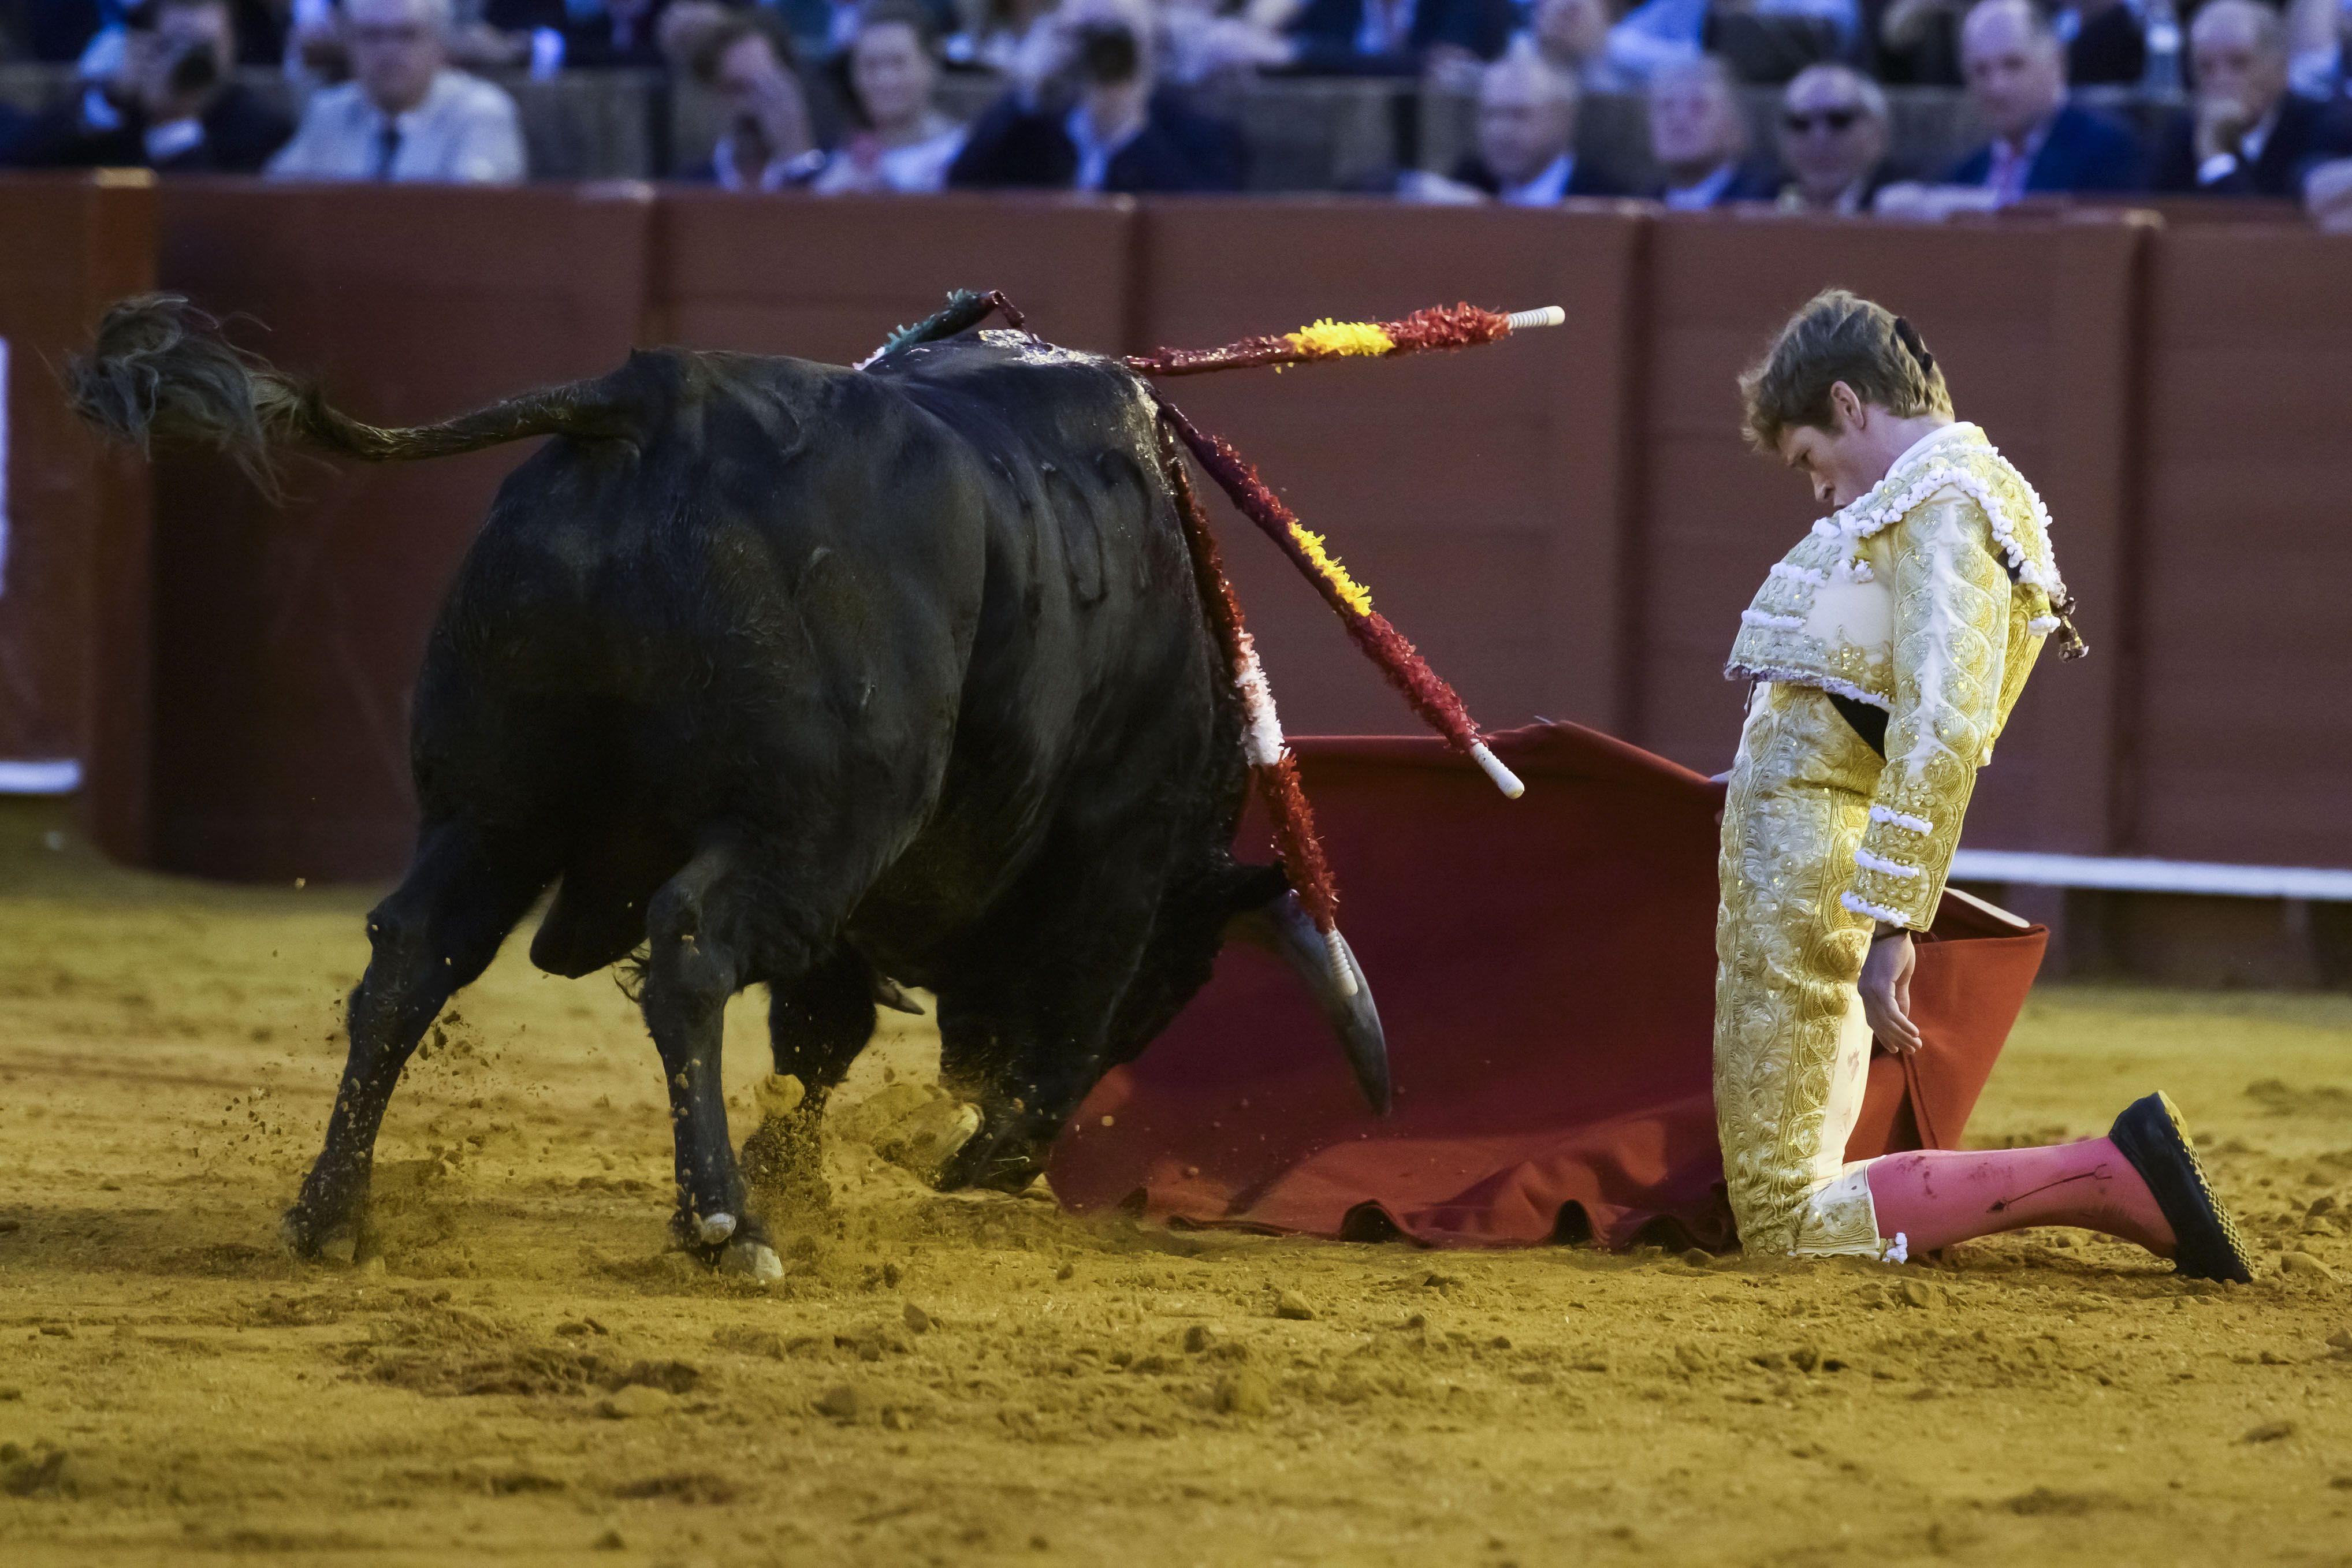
[1048,721,2046,1252]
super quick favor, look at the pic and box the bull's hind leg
[738,948,877,1218]
[638,836,786,1280]
[285,821,548,1261]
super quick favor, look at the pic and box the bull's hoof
[695,1211,738,1246]
[933,1128,1045,1195]
[281,1204,359,1265]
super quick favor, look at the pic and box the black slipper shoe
[2108,1091,2255,1284]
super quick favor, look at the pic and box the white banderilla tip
[1322,926,1359,998]
[1470,742,1526,799]
[1504,306,1567,332]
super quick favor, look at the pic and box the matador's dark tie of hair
[1892,315,1936,377]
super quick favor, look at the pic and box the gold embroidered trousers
[1713,681,1887,1257]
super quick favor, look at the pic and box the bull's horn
[871,973,925,1015]
[1227,892,1390,1115]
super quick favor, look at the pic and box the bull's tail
[67,294,631,496]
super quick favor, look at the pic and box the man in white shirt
[1406,43,1626,203]
[267,0,526,183]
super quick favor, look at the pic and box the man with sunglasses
[1773,61,1899,212]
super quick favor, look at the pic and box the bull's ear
[1225,891,1390,1115]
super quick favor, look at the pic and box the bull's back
[411,348,993,838]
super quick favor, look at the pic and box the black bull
[71,297,1385,1277]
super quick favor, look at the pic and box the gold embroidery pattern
[1713,683,1885,1257]
[1845,495,2019,930]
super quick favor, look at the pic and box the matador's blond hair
[1739,289,1952,452]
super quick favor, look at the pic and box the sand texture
[2,806,2350,1566]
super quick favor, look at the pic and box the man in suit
[2153,0,2352,196]
[948,0,1244,193]
[1,0,291,173]
[1421,43,1625,201]
[1773,61,1903,211]
[1647,51,1778,206]
[1283,0,1518,76]
[1944,0,2143,198]
[267,0,525,183]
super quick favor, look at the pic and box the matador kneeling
[1712,290,2251,1279]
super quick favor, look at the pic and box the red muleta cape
[1048,721,2044,1251]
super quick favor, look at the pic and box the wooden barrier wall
[0,173,154,860]
[3,175,2347,882]
[147,181,653,880]
[2136,226,2352,868]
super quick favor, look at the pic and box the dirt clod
[2243,1421,2296,1443]
[1274,1290,1316,1321]
[817,1384,863,1421]
[1215,1370,1272,1417]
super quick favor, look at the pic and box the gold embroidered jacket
[1723,423,2070,930]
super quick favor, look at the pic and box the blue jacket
[1944,101,2145,193]
[1285,0,1517,75]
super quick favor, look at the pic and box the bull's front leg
[639,841,784,1282]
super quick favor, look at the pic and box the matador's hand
[1860,928,1921,1056]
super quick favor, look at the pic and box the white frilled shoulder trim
[1818,427,2064,600]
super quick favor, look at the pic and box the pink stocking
[1865,1138,2178,1256]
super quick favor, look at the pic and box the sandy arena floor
[2,801,2349,1567]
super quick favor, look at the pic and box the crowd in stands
[1,0,2346,224]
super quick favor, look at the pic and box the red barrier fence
[0,173,154,861]
[1,174,2346,883]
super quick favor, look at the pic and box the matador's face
[1774,382,1932,510]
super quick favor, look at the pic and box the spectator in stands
[1522,0,1633,90]
[812,0,963,191]
[1283,0,1517,77]
[2288,0,2347,96]
[2298,0,2350,98]
[1942,0,2142,198]
[269,0,522,180]
[1406,41,1624,200]
[1647,51,1773,205]
[767,0,957,63]
[2153,0,2352,196]
[942,0,1057,73]
[1772,60,1897,211]
[1607,0,1854,87]
[1870,0,1962,87]
[1,0,291,170]
[1159,0,1298,84]
[2306,152,2352,225]
[947,0,1244,192]
[2051,0,2145,85]
[681,8,822,189]
[17,0,287,65]
[481,0,672,70]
